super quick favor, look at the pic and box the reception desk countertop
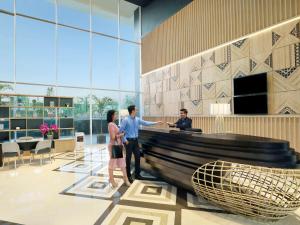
[139,128,298,192]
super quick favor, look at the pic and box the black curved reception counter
[139,128,298,192]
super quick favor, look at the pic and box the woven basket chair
[191,160,300,221]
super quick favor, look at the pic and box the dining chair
[2,142,24,169]
[30,140,52,165]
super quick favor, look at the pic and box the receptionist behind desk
[167,108,192,130]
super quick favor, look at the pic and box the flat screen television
[233,73,267,96]
[234,94,268,114]
[233,73,268,114]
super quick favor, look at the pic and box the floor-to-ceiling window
[0,0,141,145]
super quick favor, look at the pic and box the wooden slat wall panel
[142,0,300,74]
[143,116,300,154]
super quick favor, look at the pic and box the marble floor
[0,145,299,225]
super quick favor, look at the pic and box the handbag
[111,144,123,158]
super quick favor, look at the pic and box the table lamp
[210,103,231,133]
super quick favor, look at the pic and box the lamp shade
[119,109,129,117]
[210,103,231,116]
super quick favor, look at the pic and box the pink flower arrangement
[40,123,58,136]
[40,123,49,135]
[50,124,58,133]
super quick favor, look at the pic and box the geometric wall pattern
[142,19,300,116]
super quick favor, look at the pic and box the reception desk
[139,128,298,192]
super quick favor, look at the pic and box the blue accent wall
[141,0,192,37]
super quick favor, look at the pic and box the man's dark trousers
[125,138,140,178]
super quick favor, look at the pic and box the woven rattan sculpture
[191,160,300,221]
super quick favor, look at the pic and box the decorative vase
[47,134,53,140]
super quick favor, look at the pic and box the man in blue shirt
[119,105,163,183]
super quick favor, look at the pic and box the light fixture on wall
[210,103,231,133]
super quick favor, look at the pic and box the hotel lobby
[1,0,300,225]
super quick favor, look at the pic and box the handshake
[156,121,175,127]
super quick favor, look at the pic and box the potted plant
[40,123,58,139]
[92,96,117,144]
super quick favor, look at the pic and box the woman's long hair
[106,109,116,123]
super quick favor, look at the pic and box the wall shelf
[0,94,74,142]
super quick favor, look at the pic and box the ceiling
[124,0,153,7]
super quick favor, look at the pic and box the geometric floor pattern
[94,165,125,176]
[121,180,177,205]
[54,152,86,160]
[100,205,176,225]
[53,160,102,174]
[94,164,134,177]
[1,145,300,225]
[61,175,124,199]
[79,151,109,162]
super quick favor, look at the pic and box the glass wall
[57,87,91,145]
[0,13,14,82]
[57,26,90,87]
[92,35,118,89]
[91,90,119,144]
[16,16,56,84]
[57,0,90,29]
[16,0,56,21]
[92,0,118,36]
[0,0,13,12]
[0,0,141,145]
[119,0,140,41]
[119,40,140,92]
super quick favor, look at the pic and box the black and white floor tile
[84,145,107,153]
[79,151,109,162]
[100,205,175,225]
[54,152,85,160]
[94,165,133,177]
[53,160,102,174]
[95,165,123,176]
[121,180,177,205]
[61,175,124,199]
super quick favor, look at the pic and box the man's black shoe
[128,177,134,183]
[135,174,145,180]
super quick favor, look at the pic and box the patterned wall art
[141,19,300,116]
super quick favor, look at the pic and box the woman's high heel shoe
[124,179,131,187]
[109,180,118,188]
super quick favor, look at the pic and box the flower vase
[47,134,53,140]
